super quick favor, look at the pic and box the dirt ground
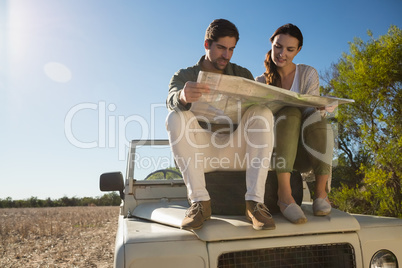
[0,206,119,268]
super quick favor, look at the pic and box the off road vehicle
[100,139,402,268]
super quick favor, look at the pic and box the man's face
[204,36,237,72]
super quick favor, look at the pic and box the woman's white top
[255,64,320,95]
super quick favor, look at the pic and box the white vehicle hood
[132,200,361,242]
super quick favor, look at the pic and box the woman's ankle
[277,192,296,205]
[314,191,329,202]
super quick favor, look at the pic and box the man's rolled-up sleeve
[167,69,195,111]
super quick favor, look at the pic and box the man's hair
[205,19,239,46]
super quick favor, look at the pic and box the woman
[256,23,333,224]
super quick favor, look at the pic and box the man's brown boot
[181,200,212,230]
[245,200,276,230]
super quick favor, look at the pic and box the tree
[322,25,402,217]
[98,192,121,206]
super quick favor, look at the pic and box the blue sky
[1,0,401,200]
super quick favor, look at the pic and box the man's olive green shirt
[166,56,254,111]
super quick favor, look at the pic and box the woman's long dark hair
[264,23,303,87]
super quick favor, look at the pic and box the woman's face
[271,33,301,68]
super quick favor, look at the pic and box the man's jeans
[166,105,274,203]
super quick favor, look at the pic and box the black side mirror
[100,172,124,199]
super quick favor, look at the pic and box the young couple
[166,19,333,231]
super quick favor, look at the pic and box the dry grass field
[0,206,119,268]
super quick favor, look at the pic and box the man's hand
[179,81,210,105]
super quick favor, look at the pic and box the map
[190,71,354,124]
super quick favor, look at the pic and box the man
[166,19,275,231]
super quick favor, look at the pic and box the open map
[190,71,354,124]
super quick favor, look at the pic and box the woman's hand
[318,104,338,113]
